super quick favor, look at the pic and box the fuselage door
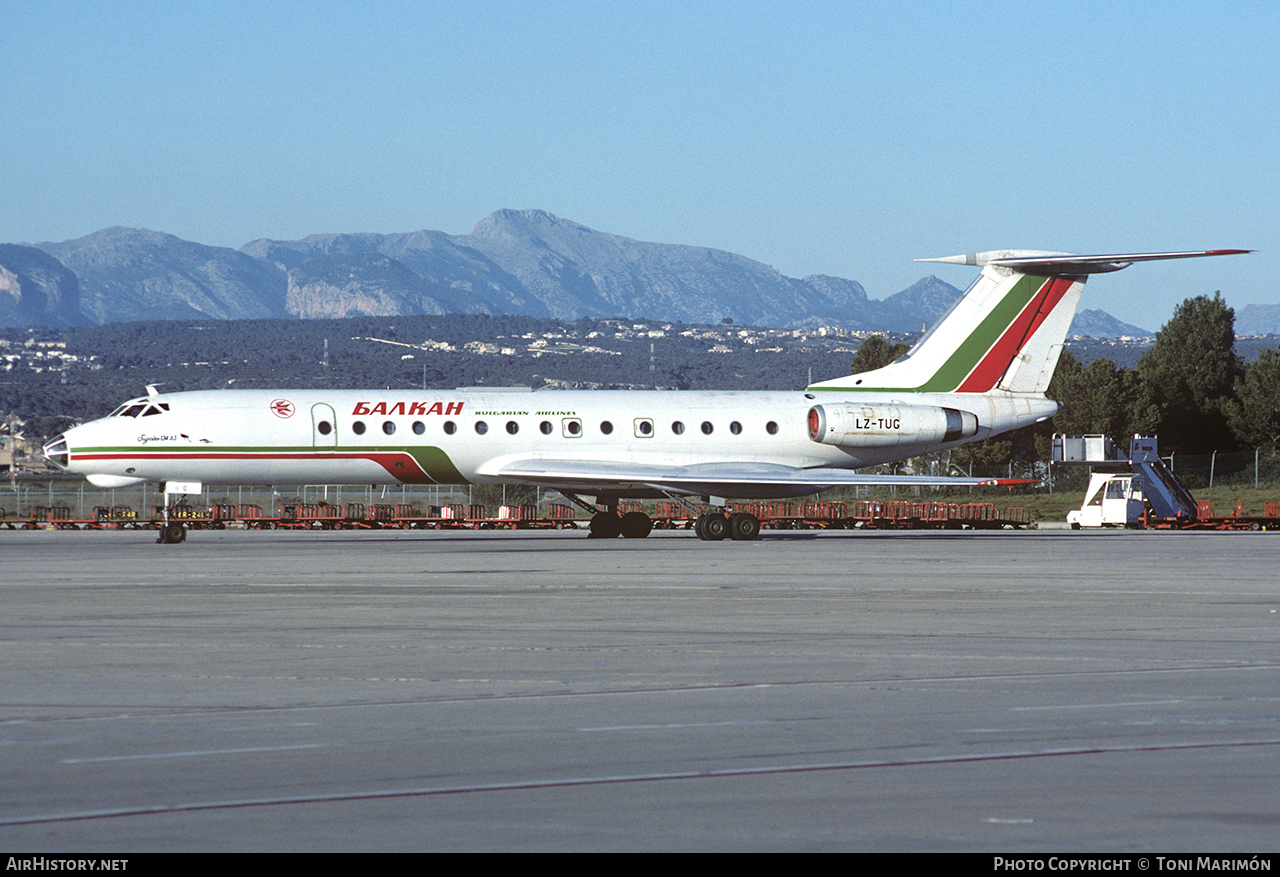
[312,403,338,453]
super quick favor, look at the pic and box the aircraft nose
[44,434,70,470]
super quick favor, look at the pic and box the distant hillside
[0,244,84,328]
[1069,309,1150,338]
[1237,303,1280,336]
[285,253,487,319]
[246,209,881,328]
[35,227,287,324]
[1,210,1161,336]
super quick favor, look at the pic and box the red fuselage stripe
[72,450,436,484]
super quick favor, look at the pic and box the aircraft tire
[729,513,761,541]
[589,512,623,538]
[702,513,729,541]
[619,511,653,539]
[157,524,186,544]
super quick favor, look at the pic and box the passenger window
[540,421,553,435]
[766,421,779,435]
[475,421,488,435]
[729,421,742,435]
[563,418,582,438]
[600,421,613,435]
[352,421,366,435]
[382,421,396,435]
[634,418,654,437]
[412,421,425,435]
[317,421,333,436]
[672,421,685,435]
[506,420,519,435]
[444,421,457,435]
[701,421,714,435]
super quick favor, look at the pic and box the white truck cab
[1067,473,1146,529]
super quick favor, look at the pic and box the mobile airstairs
[1053,434,1278,530]
[1051,435,1192,528]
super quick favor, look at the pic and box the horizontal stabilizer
[918,249,1251,275]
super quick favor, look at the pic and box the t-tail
[808,249,1250,395]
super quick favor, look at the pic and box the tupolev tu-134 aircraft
[44,248,1247,543]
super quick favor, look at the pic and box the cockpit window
[44,436,69,469]
[111,398,169,417]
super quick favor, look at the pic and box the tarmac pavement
[2,527,1278,852]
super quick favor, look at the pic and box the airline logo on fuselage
[351,401,464,416]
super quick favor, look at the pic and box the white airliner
[44,248,1246,543]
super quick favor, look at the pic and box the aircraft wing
[489,458,1022,499]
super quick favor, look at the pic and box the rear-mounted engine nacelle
[808,403,978,448]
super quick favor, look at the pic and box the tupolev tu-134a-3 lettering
[43,248,1249,543]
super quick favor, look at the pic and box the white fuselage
[49,387,1055,499]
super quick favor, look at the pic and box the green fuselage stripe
[405,447,467,483]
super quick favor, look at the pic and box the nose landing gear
[157,523,186,544]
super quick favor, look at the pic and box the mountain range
[3,209,1154,336]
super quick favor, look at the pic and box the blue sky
[3,0,1274,330]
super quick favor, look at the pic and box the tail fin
[808,249,1249,395]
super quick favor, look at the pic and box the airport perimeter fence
[4,448,1280,523]
[1041,447,1280,493]
[0,476,1055,522]
[0,482,522,526]
[943,448,1280,495]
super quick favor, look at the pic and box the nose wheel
[157,523,186,544]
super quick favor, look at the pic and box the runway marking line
[59,744,324,764]
[7,736,1280,827]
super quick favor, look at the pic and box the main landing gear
[565,494,761,542]
[693,511,760,542]
[589,509,653,539]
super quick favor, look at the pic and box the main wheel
[619,511,653,538]
[701,512,729,541]
[589,512,623,538]
[729,512,760,541]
